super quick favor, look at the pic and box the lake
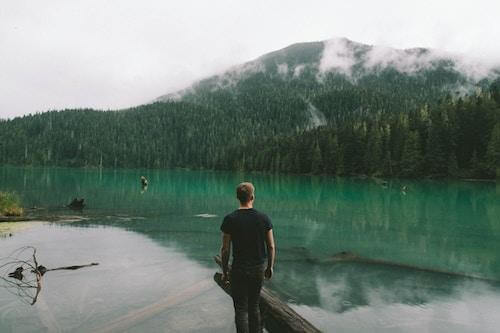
[0,167,499,332]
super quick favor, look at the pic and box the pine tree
[486,123,500,178]
[364,126,383,176]
[401,131,423,177]
[448,152,459,178]
[322,133,340,175]
[425,105,450,177]
[311,141,323,174]
[470,150,481,178]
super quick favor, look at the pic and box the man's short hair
[236,182,255,204]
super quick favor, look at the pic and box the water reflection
[265,255,500,332]
[292,281,500,332]
[269,256,500,311]
[0,224,234,333]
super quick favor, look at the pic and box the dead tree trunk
[214,255,321,333]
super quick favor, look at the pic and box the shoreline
[0,214,88,223]
[0,165,497,182]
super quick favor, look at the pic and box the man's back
[221,208,272,268]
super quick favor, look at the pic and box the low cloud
[277,63,289,76]
[319,38,357,77]
[293,64,306,77]
[319,38,500,82]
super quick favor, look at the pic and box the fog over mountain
[156,37,500,103]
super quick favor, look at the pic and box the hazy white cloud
[363,45,498,81]
[211,60,265,91]
[318,40,499,82]
[1,0,499,118]
[293,64,306,77]
[277,63,289,76]
[363,46,438,73]
[319,38,356,76]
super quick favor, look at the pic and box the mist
[1,0,500,119]
[319,37,500,81]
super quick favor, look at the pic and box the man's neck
[239,203,253,209]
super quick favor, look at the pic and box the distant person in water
[140,176,148,194]
[220,182,275,333]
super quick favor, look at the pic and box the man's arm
[265,229,275,280]
[220,232,231,282]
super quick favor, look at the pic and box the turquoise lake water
[0,167,499,332]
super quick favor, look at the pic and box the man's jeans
[230,264,265,333]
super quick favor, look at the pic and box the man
[220,182,275,333]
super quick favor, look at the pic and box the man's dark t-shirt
[220,208,273,268]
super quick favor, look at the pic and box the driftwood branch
[0,246,98,305]
[31,247,42,305]
[214,255,321,333]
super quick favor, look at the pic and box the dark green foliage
[401,131,423,177]
[0,191,23,216]
[486,123,500,178]
[0,88,499,179]
[231,90,499,179]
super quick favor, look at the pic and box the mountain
[1,38,499,178]
[155,37,499,129]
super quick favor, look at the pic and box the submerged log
[325,251,498,282]
[67,198,85,210]
[214,255,321,333]
[96,278,213,333]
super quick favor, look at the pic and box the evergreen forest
[1,84,499,179]
[1,40,499,179]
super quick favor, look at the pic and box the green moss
[0,191,24,217]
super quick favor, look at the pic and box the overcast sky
[1,0,499,119]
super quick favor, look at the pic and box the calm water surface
[0,167,499,332]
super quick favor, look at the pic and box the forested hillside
[230,89,500,178]
[1,38,499,179]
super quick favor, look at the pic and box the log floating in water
[214,255,321,333]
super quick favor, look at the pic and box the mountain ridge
[155,37,499,103]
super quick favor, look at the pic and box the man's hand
[222,272,230,285]
[264,267,273,280]
[220,232,231,285]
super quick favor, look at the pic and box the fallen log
[214,255,321,333]
[324,251,498,282]
[0,216,36,222]
[95,278,213,333]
